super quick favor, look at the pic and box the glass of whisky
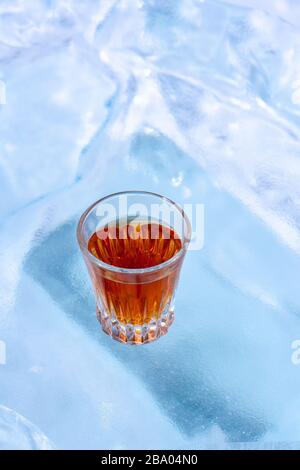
[77,191,191,344]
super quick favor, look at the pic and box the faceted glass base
[96,305,174,345]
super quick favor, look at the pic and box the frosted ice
[0,405,53,450]
[1,0,300,449]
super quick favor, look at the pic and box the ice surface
[1,0,300,449]
[0,405,53,450]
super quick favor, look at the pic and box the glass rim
[77,190,191,275]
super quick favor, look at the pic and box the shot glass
[77,191,191,345]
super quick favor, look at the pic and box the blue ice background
[1,0,300,449]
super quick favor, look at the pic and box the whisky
[77,191,191,344]
[88,221,182,269]
[86,220,183,342]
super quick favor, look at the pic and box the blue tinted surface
[1,0,300,449]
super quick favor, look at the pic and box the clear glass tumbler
[77,191,191,344]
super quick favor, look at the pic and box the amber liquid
[87,221,182,327]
